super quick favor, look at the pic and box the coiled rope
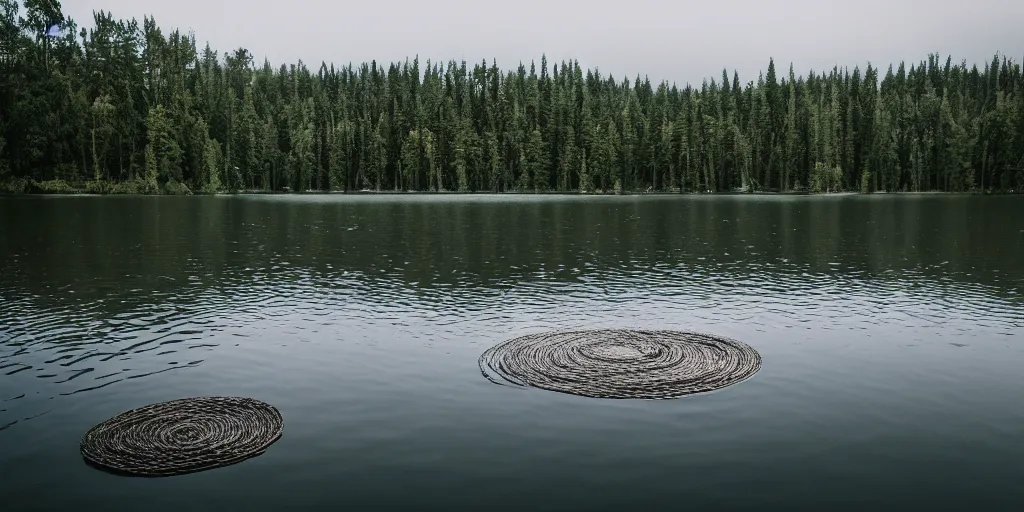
[80,396,283,477]
[479,329,761,399]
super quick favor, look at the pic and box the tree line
[1,1,1023,194]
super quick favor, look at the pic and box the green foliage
[80,177,159,195]
[577,149,591,193]
[146,105,182,183]
[811,162,843,193]
[202,137,222,193]
[0,135,7,178]
[0,6,1021,194]
[0,177,29,194]
[860,167,872,194]
[144,142,157,186]
[163,179,192,195]
[453,126,470,192]
[402,129,435,191]
[31,179,76,194]
[526,128,547,191]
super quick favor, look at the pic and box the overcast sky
[63,0,1024,86]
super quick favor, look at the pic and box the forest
[1,1,1023,195]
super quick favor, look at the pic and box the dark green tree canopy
[1,1,1023,194]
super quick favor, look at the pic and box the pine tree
[0,4,1019,196]
[784,66,798,190]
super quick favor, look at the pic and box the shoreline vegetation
[1,177,1011,197]
[1,4,1023,197]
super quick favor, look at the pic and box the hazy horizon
[54,0,1024,86]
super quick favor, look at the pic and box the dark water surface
[1,194,1023,511]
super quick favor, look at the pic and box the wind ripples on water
[1,195,1023,435]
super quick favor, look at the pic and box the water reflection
[0,195,1022,433]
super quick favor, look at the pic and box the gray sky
[64,0,1024,86]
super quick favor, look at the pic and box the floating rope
[80,397,283,477]
[479,329,761,399]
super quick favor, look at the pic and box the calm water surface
[1,194,1023,511]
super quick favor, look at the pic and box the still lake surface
[1,194,1022,510]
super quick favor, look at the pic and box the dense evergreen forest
[2,2,1023,195]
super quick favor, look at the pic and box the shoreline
[0,178,1016,198]
[1,188,1014,198]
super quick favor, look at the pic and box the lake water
[1,194,1022,511]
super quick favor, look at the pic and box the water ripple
[1,195,1023,435]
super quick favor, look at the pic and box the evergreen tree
[0,4,1019,195]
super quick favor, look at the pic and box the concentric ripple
[479,329,762,399]
[80,397,283,476]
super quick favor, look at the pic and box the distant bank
[2,179,1014,197]
[3,8,1023,198]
